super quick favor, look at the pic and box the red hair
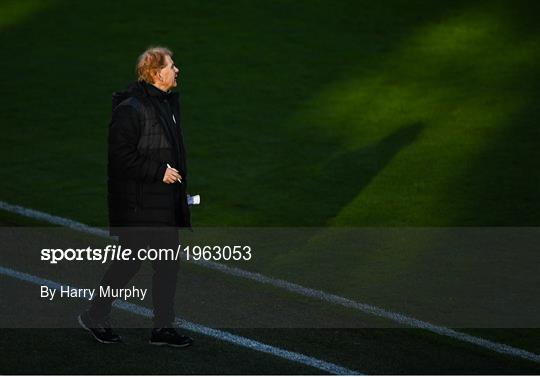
[135,46,173,83]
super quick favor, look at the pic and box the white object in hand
[187,195,200,206]
[166,163,182,183]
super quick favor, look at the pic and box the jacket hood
[111,81,145,110]
[111,81,179,110]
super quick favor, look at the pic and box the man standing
[79,47,193,347]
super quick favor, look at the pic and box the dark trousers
[88,228,180,327]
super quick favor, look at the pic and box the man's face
[158,55,179,90]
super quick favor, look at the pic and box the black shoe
[150,327,193,348]
[78,310,122,344]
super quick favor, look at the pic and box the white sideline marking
[0,201,109,238]
[1,200,540,364]
[0,265,360,375]
[189,260,540,364]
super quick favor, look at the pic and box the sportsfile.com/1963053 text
[40,245,252,264]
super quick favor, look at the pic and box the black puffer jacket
[107,81,190,229]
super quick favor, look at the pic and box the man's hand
[163,165,182,184]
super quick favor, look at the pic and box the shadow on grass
[262,122,425,226]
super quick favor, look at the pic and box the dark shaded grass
[1,327,539,374]
[0,329,324,375]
